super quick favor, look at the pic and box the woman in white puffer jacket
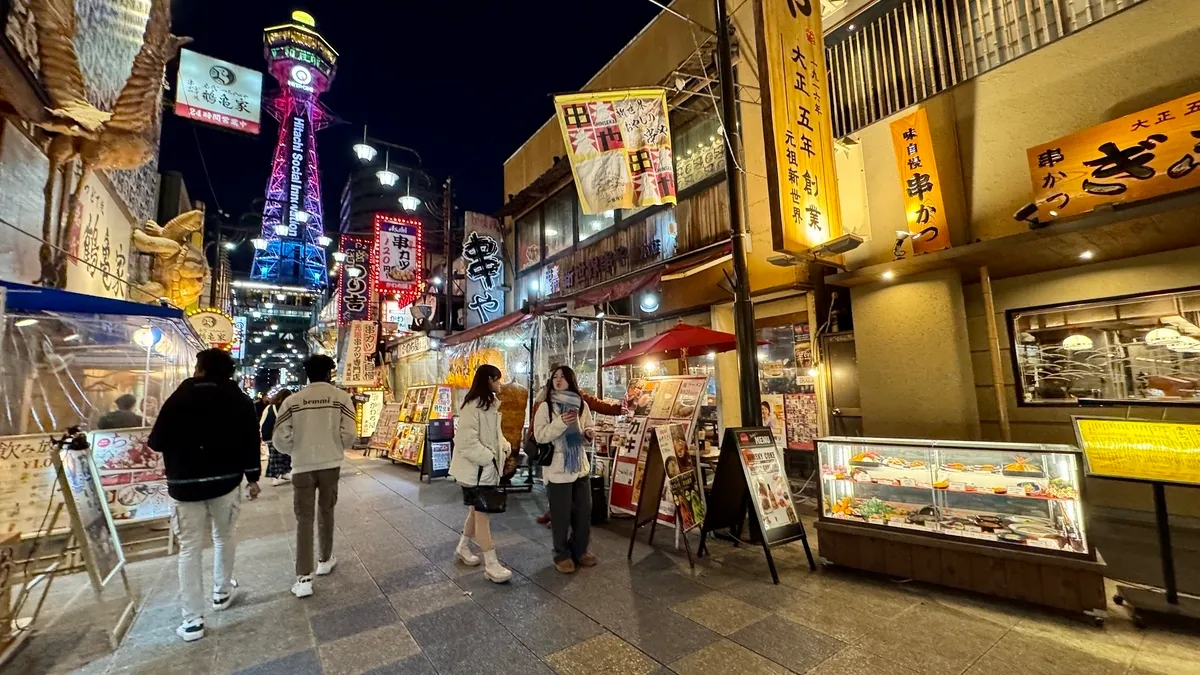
[448,364,512,583]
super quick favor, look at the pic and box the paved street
[6,452,1198,675]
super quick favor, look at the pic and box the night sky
[160,1,661,230]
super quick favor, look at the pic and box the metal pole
[715,0,761,426]
[443,178,454,336]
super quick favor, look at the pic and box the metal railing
[826,0,1148,137]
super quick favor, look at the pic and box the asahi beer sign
[338,235,373,323]
[174,49,263,134]
[462,212,505,328]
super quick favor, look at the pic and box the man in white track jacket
[273,354,356,598]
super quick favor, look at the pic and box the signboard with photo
[89,428,170,524]
[368,404,403,455]
[654,424,705,532]
[53,435,126,589]
[175,49,263,134]
[374,214,424,304]
[609,375,708,526]
[231,316,247,360]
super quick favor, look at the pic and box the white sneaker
[292,575,314,598]
[482,550,512,583]
[455,536,480,566]
[281,472,292,481]
[271,477,285,486]
[315,557,337,576]
[176,619,204,642]
[212,579,238,611]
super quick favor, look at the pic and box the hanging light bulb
[398,174,421,211]
[1146,327,1181,347]
[376,150,399,187]
[317,235,333,247]
[352,125,377,162]
[1062,334,1094,351]
[251,237,268,250]
[273,223,289,236]
[332,251,347,262]
[295,210,311,224]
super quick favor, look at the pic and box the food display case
[815,437,1106,617]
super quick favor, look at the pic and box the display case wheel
[1091,615,1105,628]
[1132,613,1145,629]
[1112,594,1124,606]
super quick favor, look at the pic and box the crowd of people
[144,350,600,643]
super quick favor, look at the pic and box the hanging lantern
[1061,334,1094,351]
[1146,327,1181,347]
[352,125,377,162]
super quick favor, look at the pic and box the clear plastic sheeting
[601,320,631,399]
[0,312,200,436]
[572,319,599,396]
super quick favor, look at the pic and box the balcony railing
[826,0,1148,137]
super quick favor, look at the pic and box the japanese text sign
[340,320,378,387]
[231,316,247,360]
[889,108,950,256]
[1073,417,1200,487]
[338,235,374,324]
[1028,91,1200,221]
[374,214,424,304]
[462,212,506,328]
[186,309,234,349]
[756,0,842,254]
[554,88,677,214]
[174,49,263,134]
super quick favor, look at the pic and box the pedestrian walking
[449,365,513,583]
[272,355,356,599]
[148,348,261,642]
[533,365,597,573]
[260,389,292,485]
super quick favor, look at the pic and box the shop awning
[1,280,187,319]
[562,240,732,307]
[442,310,533,347]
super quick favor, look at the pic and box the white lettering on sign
[288,115,306,237]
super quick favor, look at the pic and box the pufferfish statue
[129,210,208,309]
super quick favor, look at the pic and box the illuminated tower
[251,11,337,289]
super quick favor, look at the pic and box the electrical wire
[191,124,224,215]
[0,215,142,297]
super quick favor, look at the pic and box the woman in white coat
[533,365,596,574]
[448,365,513,583]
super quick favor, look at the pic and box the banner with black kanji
[554,88,676,214]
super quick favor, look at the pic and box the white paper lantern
[1146,327,1181,347]
[1062,334,1094,351]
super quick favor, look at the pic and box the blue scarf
[550,390,585,474]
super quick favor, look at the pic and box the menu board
[654,425,705,532]
[734,428,801,536]
[430,441,452,473]
[609,375,708,525]
[369,403,403,454]
[89,428,170,524]
[1073,417,1200,486]
[391,424,426,465]
[56,437,125,588]
[359,391,386,439]
[430,386,454,420]
[1,434,62,538]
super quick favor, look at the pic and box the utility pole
[443,177,454,336]
[715,0,762,426]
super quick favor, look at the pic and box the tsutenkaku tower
[250,11,337,289]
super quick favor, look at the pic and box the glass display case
[817,437,1093,560]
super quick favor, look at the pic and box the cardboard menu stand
[1073,416,1200,625]
[368,403,403,457]
[609,375,708,528]
[698,427,815,584]
[626,423,708,568]
[389,385,455,473]
[89,428,171,526]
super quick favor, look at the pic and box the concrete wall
[850,269,981,440]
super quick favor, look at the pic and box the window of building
[672,112,725,191]
[543,188,575,258]
[1010,287,1200,406]
[577,203,615,244]
[516,211,541,271]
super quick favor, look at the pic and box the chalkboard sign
[698,427,814,584]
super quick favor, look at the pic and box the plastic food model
[818,438,1092,558]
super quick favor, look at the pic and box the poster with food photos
[608,375,709,526]
[655,424,705,532]
[784,393,819,450]
[375,215,423,300]
[90,428,171,524]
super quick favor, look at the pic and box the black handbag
[473,461,508,514]
[524,403,554,466]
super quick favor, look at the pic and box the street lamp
[251,236,268,250]
[295,210,311,224]
[347,268,362,278]
[223,241,237,251]
[317,235,333,247]
[398,174,421,211]
[376,150,399,187]
[332,251,346,263]
[273,224,289,236]
[352,125,377,162]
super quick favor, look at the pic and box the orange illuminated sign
[889,108,950,256]
[1028,92,1200,221]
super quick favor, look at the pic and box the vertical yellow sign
[756,0,842,254]
[889,108,951,256]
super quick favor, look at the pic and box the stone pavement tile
[807,646,920,675]
[964,626,1134,675]
[386,579,471,621]
[233,648,323,675]
[472,583,604,656]
[729,615,847,674]
[421,630,554,675]
[357,548,427,577]
[1129,626,1200,674]
[855,602,1008,675]
[405,599,504,648]
[604,604,722,665]
[624,569,712,605]
[1008,611,1144,669]
[2,626,116,675]
[454,567,534,601]
[111,644,218,675]
[668,638,792,674]
[212,599,315,672]
[773,587,880,642]
[419,539,490,579]
[373,561,450,594]
[317,623,421,675]
[544,632,660,675]
[298,580,386,615]
[670,590,769,636]
[309,596,399,643]
[359,653,439,675]
[719,577,807,612]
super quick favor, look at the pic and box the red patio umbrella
[602,323,767,369]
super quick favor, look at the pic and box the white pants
[173,488,241,623]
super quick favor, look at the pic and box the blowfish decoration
[30,0,190,287]
[129,210,208,309]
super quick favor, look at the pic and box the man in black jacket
[149,348,261,643]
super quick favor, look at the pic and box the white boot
[482,550,512,583]
[455,536,480,566]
